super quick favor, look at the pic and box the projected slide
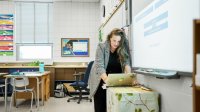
[132,0,200,72]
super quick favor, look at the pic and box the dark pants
[94,82,107,112]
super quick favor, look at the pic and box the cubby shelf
[193,19,200,112]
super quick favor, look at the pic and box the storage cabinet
[55,68,85,81]
[44,67,55,97]
[193,19,200,112]
[45,66,86,96]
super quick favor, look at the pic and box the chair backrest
[11,76,29,88]
[0,79,5,88]
[82,61,94,84]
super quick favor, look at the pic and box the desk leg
[74,68,77,74]
[36,76,44,108]
[4,78,8,112]
[36,77,40,110]
[41,76,44,106]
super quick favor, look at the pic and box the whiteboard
[132,0,200,72]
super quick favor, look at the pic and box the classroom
[0,0,200,112]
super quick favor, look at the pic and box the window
[15,2,53,61]
[15,2,53,43]
[16,44,53,60]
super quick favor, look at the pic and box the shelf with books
[193,19,200,112]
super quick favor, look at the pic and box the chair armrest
[73,73,82,76]
[73,72,85,76]
[73,72,85,81]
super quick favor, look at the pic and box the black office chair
[67,61,94,104]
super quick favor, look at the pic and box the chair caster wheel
[67,100,70,102]
[90,99,92,102]
[77,102,80,104]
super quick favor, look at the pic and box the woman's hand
[100,73,108,83]
[124,65,131,73]
[132,80,139,86]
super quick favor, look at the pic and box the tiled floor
[0,96,94,112]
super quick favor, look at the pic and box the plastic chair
[67,61,94,104]
[10,76,36,112]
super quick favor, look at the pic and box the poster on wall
[61,38,89,57]
[0,14,14,56]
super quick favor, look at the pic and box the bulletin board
[61,38,89,57]
[0,14,14,56]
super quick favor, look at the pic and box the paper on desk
[197,54,200,74]
[196,74,200,86]
[102,84,107,89]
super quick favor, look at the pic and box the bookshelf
[193,19,200,112]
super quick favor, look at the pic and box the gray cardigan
[88,41,131,98]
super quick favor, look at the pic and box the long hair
[107,28,130,63]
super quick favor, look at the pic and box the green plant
[28,60,40,66]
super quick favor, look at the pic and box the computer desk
[4,71,50,112]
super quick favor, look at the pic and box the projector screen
[132,0,200,72]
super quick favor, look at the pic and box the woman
[89,28,131,112]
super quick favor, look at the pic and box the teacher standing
[89,28,131,112]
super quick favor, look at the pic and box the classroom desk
[107,87,159,112]
[0,64,87,97]
[4,71,50,112]
[0,73,8,77]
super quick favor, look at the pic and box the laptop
[106,73,136,87]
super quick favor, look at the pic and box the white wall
[53,2,99,62]
[0,1,15,62]
[137,75,192,112]
[99,0,126,41]
[131,0,193,112]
